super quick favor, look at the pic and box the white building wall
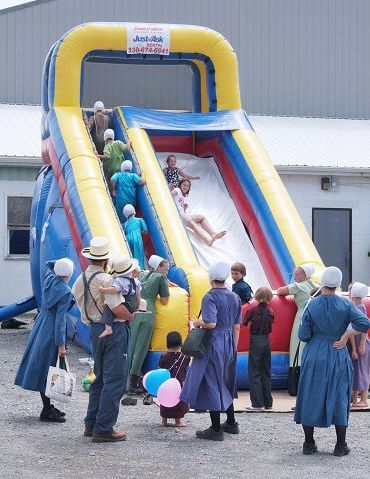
[0,180,34,305]
[280,173,370,285]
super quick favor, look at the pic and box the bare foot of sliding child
[208,231,226,246]
[99,325,113,339]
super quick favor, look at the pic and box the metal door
[312,208,352,289]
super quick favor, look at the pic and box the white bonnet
[300,263,315,279]
[54,258,74,279]
[320,266,342,288]
[148,254,164,271]
[351,282,369,299]
[104,129,114,141]
[209,261,230,281]
[121,160,133,172]
[94,101,104,113]
[123,204,135,218]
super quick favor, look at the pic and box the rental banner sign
[126,24,170,55]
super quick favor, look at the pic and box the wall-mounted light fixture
[321,177,331,191]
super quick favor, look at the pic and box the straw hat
[112,256,139,277]
[81,237,110,261]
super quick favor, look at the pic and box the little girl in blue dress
[123,204,147,270]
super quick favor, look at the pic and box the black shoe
[1,318,27,329]
[51,405,66,417]
[196,427,224,441]
[303,441,317,455]
[121,396,138,406]
[334,443,350,457]
[40,407,66,423]
[143,394,153,405]
[221,421,239,434]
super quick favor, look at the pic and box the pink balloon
[157,378,182,408]
[142,371,151,389]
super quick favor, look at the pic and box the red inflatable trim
[239,297,297,353]
[43,138,88,270]
[196,138,284,289]
[149,134,193,154]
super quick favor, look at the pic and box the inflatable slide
[2,23,334,387]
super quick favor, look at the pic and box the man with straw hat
[72,237,134,443]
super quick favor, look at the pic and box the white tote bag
[45,356,76,403]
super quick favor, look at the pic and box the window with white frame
[7,196,32,256]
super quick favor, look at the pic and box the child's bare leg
[161,417,168,427]
[356,391,369,407]
[175,418,186,427]
[191,214,216,236]
[187,219,211,244]
[99,324,113,338]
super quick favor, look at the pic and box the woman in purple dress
[158,331,190,427]
[349,282,370,408]
[180,261,242,441]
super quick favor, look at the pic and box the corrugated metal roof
[1,104,370,170]
[249,115,370,169]
[0,104,41,158]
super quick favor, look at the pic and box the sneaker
[196,426,224,441]
[334,443,350,457]
[221,421,239,434]
[143,394,153,405]
[121,396,138,406]
[40,407,66,423]
[246,406,264,412]
[303,441,318,455]
[51,405,66,417]
[92,430,127,443]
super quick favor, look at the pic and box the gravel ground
[1,324,369,479]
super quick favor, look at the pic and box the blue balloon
[145,369,171,396]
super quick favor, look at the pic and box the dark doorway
[312,208,352,290]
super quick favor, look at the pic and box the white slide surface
[157,153,270,290]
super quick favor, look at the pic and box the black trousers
[248,335,273,408]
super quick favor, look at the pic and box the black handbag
[182,327,211,358]
[288,341,301,396]
[182,293,217,358]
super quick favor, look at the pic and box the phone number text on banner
[126,24,170,56]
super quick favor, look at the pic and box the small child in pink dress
[158,332,190,427]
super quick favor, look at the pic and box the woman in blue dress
[123,204,147,270]
[294,266,370,456]
[180,261,242,441]
[15,258,75,423]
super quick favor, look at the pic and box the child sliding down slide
[172,179,226,247]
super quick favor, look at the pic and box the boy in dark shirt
[231,262,253,304]
[243,287,274,411]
